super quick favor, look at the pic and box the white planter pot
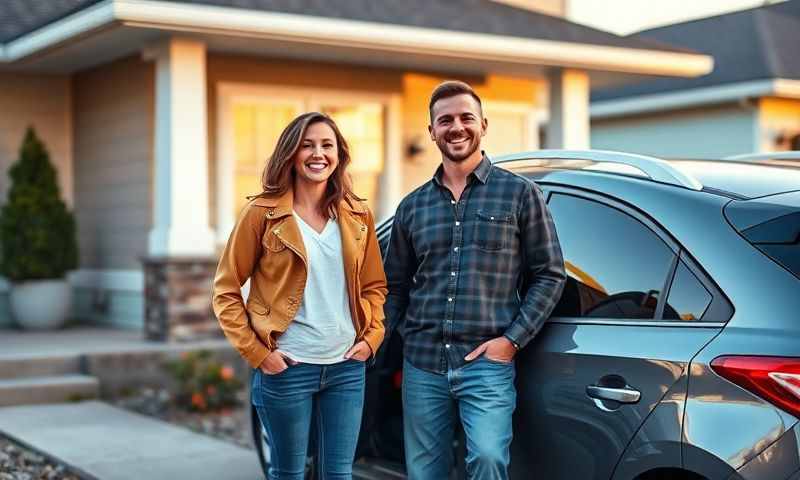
[9,279,72,330]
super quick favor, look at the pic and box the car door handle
[586,385,641,404]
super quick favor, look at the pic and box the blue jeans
[252,359,366,480]
[403,357,516,480]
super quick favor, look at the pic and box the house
[591,0,800,158]
[0,0,711,331]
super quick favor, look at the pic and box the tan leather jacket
[212,189,387,368]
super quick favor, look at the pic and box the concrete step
[0,375,99,406]
[0,355,81,380]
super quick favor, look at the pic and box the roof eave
[0,0,713,78]
[591,78,800,119]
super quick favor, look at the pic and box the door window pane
[320,103,384,212]
[232,102,300,216]
[663,260,712,322]
[548,194,675,319]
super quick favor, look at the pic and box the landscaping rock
[0,436,81,480]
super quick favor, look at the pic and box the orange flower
[220,366,235,381]
[206,385,217,396]
[191,392,207,411]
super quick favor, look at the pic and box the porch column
[546,69,590,149]
[141,38,218,342]
[145,38,215,257]
[378,94,404,220]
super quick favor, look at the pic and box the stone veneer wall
[143,258,220,341]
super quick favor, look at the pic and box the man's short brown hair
[428,80,483,122]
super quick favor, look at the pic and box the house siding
[0,73,72,327]
[72,56,154,271]
[591,103,758,158]
[0,73,72,205]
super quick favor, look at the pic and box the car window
[548,193,676,320]
[662,259,712,321]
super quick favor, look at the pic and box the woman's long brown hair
[257,112,357,218]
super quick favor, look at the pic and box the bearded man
[383,80,566,480]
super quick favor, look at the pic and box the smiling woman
[213,111,388,479]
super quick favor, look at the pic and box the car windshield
[668,160,800,198]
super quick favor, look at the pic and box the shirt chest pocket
[473,210,515,252]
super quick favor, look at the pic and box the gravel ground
[111,387,254,450]
[0,436,82,480]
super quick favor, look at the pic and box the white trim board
[0,270,143,294]
[0,0,712,77]
[591,79,800,119]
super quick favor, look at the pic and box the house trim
[0,0,712,78]
[68,269,144,292]
[0,269,143,293]
[591,79,800,119]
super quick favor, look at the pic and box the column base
[142,256,220,342]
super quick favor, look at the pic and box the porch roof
[0,0,712,85]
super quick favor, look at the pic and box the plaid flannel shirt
[384,155,566,373]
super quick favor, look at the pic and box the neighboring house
[591,0,800,158]
[0,0,710,330]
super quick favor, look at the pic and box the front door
[217,85,391,243]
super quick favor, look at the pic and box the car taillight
[711,356,800,418]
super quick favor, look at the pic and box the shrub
[0,127,78,281]
[166,350,243,412]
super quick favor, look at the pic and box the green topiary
[0,127,78,281]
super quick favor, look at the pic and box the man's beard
[436,134,480,163]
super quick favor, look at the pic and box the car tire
[251,404,317,479]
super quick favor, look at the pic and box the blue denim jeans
[402,357,516,480]
[252,359,366,480]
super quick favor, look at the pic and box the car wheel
[251,404,317,479]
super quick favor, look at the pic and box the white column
[145,38,215,257]
[378,94,404,221]
[547,69,590,149]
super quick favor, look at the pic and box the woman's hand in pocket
[259,351,291,375]
[344,341,372,362]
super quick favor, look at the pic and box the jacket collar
[249,188,366,218]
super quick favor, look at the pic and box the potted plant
[0,127,78,329]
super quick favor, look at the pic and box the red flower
[191,392,207,411]
[220,366,235,381]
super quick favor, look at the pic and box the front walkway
[0,401,263,480]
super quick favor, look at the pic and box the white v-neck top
[276,212,356,364]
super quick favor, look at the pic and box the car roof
[495,156,800,201]
[668,159,800,199]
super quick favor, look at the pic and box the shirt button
[448,297,453,302]
[450,200,456,205]
[454,247,459,252]
[445,344,451,349]
[451,271,456,276]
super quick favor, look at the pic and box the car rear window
[725,192,800,279]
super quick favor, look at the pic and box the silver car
[253,150,800,480]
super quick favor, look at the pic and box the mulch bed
[110,387,254,450]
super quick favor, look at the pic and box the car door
[510,188,727,480]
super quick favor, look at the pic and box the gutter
[0,0,713,78]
